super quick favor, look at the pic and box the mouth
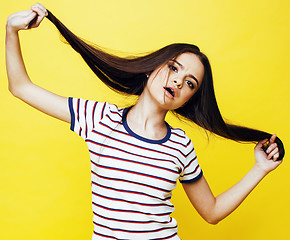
[164,87,175,98]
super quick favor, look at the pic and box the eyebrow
[171,59,199,85]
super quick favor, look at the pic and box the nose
[173,79,183,88]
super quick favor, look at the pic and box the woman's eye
[168,64,178,72]
[186,80,194,89]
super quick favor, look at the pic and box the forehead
[173,52,204,82]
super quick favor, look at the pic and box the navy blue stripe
[93,211,172,224]
[186,138,191,146]
[171,130,185,139]
[90,159,176,184]
[84,100,88,138]
[100,102,106,120]
[76,98,80,122]
[93,229,178,240]
[185,147,195,158]
[91,170,170,193]
[93,221,177,233]
[168,138,186,148]
[68,97,75,131]
[109,107,123,118]
[93,231,121,240]
[99,121,125,134]
[92,180,171,201]
[183,164,199,176]
[92,201,171,216]
[105,113,122,124]
[88,147,179,174]
[76,98,82,136]
[183,156,197,170]
[87,139,177,169]
[91,129,184,167]
[161,142,191,158]
[92,191,173,207]
[179,170,203,183]
[149,232,178,240]
[92,101,98,129]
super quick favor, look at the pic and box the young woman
[6,3,284,240]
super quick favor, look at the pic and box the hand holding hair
[254,134,283,174]
[6,3,47,32]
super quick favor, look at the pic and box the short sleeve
[68,97,107,139]
[179,137,203,183]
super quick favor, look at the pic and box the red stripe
[93,221,177,234]
[84,100,88,138]
[101,102,106,119]
[92,201,170,216]
[91,130,183,166]
[92,191,171,207]
[92,101,98,129]
[184,156,197,170]
[93,211,172,224]
[91,170,170,193]
[88,147,178,175]
[168,138,186,147]
[91,180,170,201]
[91,160,175,184]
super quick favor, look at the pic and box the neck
[126,93,168,139]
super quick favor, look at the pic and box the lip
[163,86,176,99]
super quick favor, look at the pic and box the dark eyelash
[168,64,178,72]
[186,80,194,89]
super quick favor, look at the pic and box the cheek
[178,91,195,107]
[149,66,168,84]
[183,89,195,101]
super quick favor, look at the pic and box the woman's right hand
[6,3,48,32]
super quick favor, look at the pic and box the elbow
[8,83,26,99]
[203,214,221,225]
[205,218,220,225]
[9,85,21,98]
[8,84,17,96]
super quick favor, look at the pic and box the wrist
[252,164,268,178]
[6,22,20,34]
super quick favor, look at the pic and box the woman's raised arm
[182,135,282,224]
[6,3,70,123]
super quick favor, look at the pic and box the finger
[31,5,46,16]
[34,2,47,12]
[33,3,48,16]
[255,138,268,149]
[273,154,282,163]
[23,9,34,17]
[267,147,279,160]
[266,142,278,154]
[30,6,46,27]
[273,152,280,162]
[269,134,277,144]
[32,3,47,14]
[25,11,38,29]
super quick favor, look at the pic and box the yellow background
[1,0,289,239]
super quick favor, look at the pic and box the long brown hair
[45,10,284,160]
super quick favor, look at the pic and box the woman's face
[144,52,204,110]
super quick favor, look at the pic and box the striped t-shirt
[68,97,203,240]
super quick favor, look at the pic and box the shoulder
[169,126,192,149]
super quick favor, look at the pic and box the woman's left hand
[254,134,282,174]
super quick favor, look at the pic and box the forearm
[213,165,267,223]
[5,28,29,82]
[6,26,33,96]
